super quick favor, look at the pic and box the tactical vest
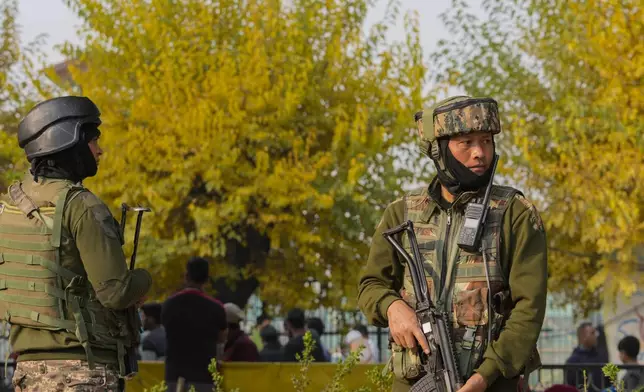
[0,182,137,375]
[400,185,517,380]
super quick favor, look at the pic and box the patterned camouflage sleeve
[66,191,152,310]
[357,199,407,328]
[475,194,548,385]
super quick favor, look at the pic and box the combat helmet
[18,96,101,162]
[415,96,500,158]
[414,96,500,186]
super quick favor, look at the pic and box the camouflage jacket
[357,177,548,386]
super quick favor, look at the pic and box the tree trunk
[210,225,270,308]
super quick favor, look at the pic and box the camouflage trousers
[12,360,123,392]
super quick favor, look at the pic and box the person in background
[544,386,578,392]
[618,335,643,391]
[139,303,166,361]
[222,303,259,362]
[307,317,331,362]
[354,324,379,363]
[250,313,272,351]
[345,328,375,364]
[565,322,608,389]
[258,325,283,362]
[282,308,328,362]
[162,257,228,392]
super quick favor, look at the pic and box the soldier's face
[88,137,103,165]
[447,132,494,175]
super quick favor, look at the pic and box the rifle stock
[383,221,463,392]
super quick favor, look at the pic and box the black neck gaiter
[31,126,99,183]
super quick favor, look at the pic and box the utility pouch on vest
[388,342,424,381]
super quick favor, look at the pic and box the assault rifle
[120,203,152,378]
[383,221,463,392]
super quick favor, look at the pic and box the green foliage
[52,0,429,307]
[602,363,623,392]
[143,380,168,392]
[432,0,643,315]
[322,344,363,392]
[208,359,227,392]
[583,370,588,392]
[364,365,394,392]
[292,331,316,392]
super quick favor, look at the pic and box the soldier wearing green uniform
[0,96,152,391]
[357,96,547,392]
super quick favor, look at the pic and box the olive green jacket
[3,174,151,364]
[357,178,548,386]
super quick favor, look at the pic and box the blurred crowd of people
[136,257,381,392]
[545,322,644,392]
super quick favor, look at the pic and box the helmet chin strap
[432,138,494,197]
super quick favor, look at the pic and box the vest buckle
[462,326,477,350]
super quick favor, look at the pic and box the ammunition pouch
[387,342,424,381]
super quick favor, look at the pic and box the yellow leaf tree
[433,0,643,315]
[52,0,428,309]
[0,0,43,189]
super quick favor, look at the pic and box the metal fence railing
[531,363,644,391]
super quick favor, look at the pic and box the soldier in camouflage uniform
[0,96,152,391]
[357,96,548,392]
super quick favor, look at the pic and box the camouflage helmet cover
[414,96,501,156]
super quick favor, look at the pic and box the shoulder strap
[8,183,56,231]
[488,185,521,287]
[51,185,86,248]
[8,183,39,217]
[51,186,73,248]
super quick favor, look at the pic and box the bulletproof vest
[0,180,138,374]
[400,185,518,379]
